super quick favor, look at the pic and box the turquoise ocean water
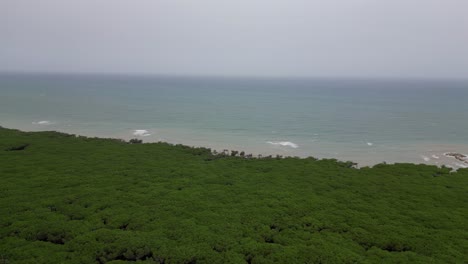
[1,73,468,167]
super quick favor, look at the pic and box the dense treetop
[0,127,467,263]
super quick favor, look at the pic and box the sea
[1,73,468,168]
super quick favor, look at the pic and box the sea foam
[267,141,299,148]
[421,155,430,162]
[32,120,53,125]
[454,162,468,168]
[133,130,151,137]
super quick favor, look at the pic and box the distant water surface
[1,73,468,168]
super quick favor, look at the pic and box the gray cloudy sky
[1,0,467,78]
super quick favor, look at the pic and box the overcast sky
[1,0,467,79]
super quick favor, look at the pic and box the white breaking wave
[367,142,373,146]
[32,120,53,125]
[133,130,151,137]
[431,155,440,159]
[267,141,299,149]
[421,155,430,162]
[454,162,468,168]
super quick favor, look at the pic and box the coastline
[2,124,467,263]
[2,75,468,170]
[3,123,468,170]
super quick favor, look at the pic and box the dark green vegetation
[0,127,467,264]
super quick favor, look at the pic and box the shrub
[129,138,143,144]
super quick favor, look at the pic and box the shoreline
[3,124,468,170]
[2,124,467,263]
[2,75,468,170]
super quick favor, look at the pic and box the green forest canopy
[0,127,467,263]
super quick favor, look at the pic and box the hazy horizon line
[1,70,468,82]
